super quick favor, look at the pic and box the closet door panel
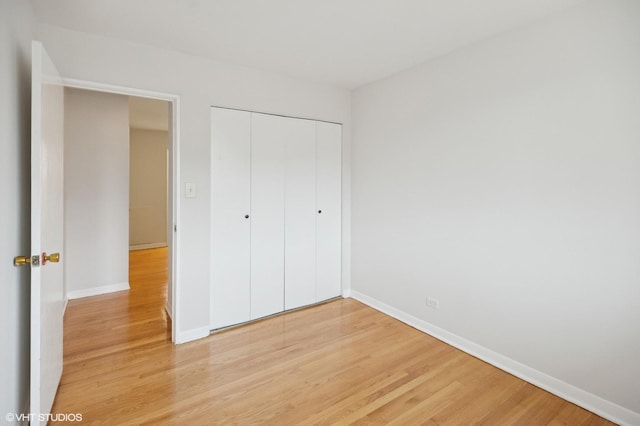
[284,119,317,310]
[316,122,342,301]
[251,113,285,319]
[210,107,251,329]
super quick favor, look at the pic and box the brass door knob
[14,256,32,267]
[42,252,60,265]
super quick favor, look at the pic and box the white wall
[0,0,36,419]
[351,0,640,422]
[37,24,352,339]
[65,88,130,298]
[129,128,168,249]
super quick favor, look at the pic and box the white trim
[165,303,172,320]
[129,242,168,251]
[63,78,175,102]
[170,95,181,345]
[349,290,640,426]
[175,326,210,344]
[67,282,130,300]
[61,77,181,344]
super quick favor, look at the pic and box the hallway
[51,248,171,422]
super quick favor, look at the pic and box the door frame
[63,78,181,343]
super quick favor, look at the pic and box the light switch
[185,183,197,198]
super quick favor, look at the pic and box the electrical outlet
[426,297,440,310]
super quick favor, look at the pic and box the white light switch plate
[185,182,197,198]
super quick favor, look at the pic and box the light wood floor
[51,248,613,425]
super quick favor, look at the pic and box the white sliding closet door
[284,119,317,310]
[316,122,342,301]
[251,113,286,319]
[210,107,251,329]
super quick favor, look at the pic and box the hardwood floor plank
[50,248,614,425]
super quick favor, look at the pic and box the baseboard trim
[349,290,640,426]
[175,326,210,344]
[67,282,130,300]
[129,242,168,251]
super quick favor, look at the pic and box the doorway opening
[129,97,170,253]
[62,81,180,343]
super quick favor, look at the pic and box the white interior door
[284,118,317,309]
[210,107,251,329]
[316,122,342,301]
[250,113,285,319]
[30,40,65,423]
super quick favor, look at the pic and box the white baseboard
[175,326,210,344]
[129,242,167,251]
[67,282,130,300]
[349,290,640,426]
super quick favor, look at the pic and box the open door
[27,40,64,423]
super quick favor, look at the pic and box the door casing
[62,78,181,343]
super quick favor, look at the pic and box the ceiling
[32,0,587,89]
